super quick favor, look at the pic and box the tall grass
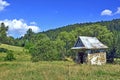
[0,61,120,80]
[0,44,120,80]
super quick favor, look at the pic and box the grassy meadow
[0,44,120,80]
[0,44,31,61]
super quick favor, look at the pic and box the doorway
[78,52,85,64]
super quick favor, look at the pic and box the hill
[15,18,120,62]
[1,18,120,62]
[0,44,30,61]
[42,19,120,40]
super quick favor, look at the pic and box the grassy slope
[0,44,120,80]
[0,44,31,61]
[0,44,24,52]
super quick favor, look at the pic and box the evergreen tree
[0,23,8,44]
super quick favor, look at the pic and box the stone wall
[87,52,106,65]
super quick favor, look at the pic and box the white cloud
[115,7,120,14]
[0,0,10,11]
[0,19,40,38]
[30,21,37,25]
[101,7,120,16]
[101,9,112,16]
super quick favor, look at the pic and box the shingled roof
[71,36,108,50]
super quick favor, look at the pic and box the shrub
[4,50,16,61]
[30,39,62,62]
[0,48,8,53]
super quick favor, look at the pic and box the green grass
[0,61,120,80]
[0,44,31,61]
[0,44,120,80]
[0,44,24,52]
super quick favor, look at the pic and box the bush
[0,48,8,53]
[4,50,16,61]
[30,39,62,62]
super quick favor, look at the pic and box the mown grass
[0,44,120,80]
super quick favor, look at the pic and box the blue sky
[0,0,120,38]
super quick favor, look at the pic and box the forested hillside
[42,19,120,40]
[1,19,120,62]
